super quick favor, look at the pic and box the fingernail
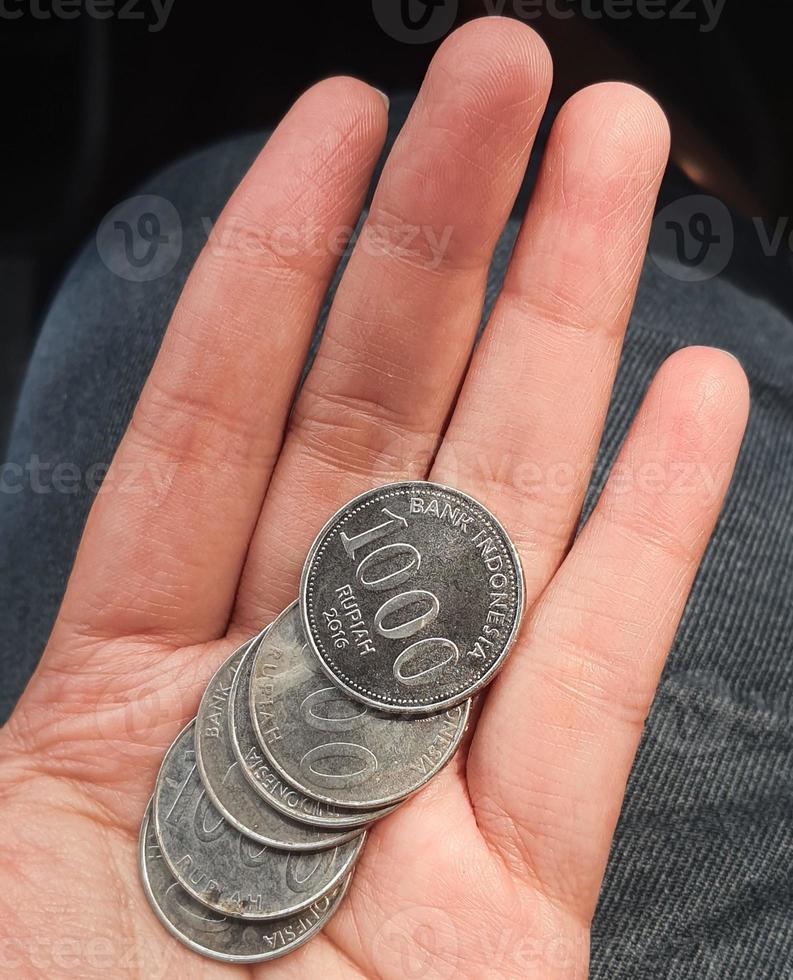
[373,88,390,110]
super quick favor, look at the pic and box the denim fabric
[1,96,792,978]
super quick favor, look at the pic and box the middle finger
[232,18,552,629]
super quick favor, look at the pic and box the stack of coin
[139,481,524,963]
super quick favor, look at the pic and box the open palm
[0,18,748,979]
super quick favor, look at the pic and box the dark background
[2,0,792,449]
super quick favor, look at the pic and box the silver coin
[153,720,364,919]
[250,601,471,808]
[229,639,397,829]
[140,802,351,964]
[300,481,524,714]
[195,638,361,851]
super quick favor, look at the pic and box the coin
[250,601,471,808]
[195,639,361,851]
[300,481,524,713]
[140,802,351,964]
[153,721,364,919]
[229,640,397,829]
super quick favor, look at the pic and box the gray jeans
[2,96,792,977]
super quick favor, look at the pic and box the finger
[231,18,552,629]
[48,78,388,655]
[433,83,670,597]
[469,347,749,915]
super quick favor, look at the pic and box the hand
[0,18,748,979]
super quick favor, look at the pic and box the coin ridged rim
[139,802,351,964]
[230,637,399,829]
[300,481,524,713]
[251,601,473,809]
[194,636,362,851]
[152,720,365,920]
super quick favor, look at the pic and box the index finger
[47,79,389,657]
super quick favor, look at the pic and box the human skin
[0,17,748,979]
